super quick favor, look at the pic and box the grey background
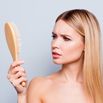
[0,0,103,102]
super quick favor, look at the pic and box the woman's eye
[52,34,57,39]
[63,37,71,41]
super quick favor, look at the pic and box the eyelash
[63,36,71,41]
[52,34,57,39]
[52,34,71,41]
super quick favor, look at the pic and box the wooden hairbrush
[4,22,26,87]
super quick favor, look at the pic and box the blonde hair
[56,9,103,103]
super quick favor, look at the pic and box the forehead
[53,20,81,38]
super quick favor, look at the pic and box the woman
[7,9,103,103]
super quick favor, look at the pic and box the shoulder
[28,72,59,90]
[27,76,53,102]
[27,76,52,95]
[27,72,60,95]
[29,76,52,87]
[27,73,60,102]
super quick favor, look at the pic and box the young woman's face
[51,20,84,64]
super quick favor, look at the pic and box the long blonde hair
[56,9,103,103]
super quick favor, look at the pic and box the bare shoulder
[27,76,53,94]
[27,76,54,102]
[29,76,52,86]
[28,72,59,91]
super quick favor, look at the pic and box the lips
[52,52,61,55]
[52,52,61,59]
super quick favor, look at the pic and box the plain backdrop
[0,0,103,102]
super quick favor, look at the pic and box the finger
[8,60,24,74]
[7,73,17,81]
[9,76,27,87]
[17,77,27,86]
[15,71,27,79]
[11,60,24,68]
[12,67,25,74]
[7,73,11,80]
[7,69,26,81]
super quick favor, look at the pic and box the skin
[7,60,27,103]
[8,20,93,103]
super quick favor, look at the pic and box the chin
[52,60,63,65]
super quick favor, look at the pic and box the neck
[60,55,84,83]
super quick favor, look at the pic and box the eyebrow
[52,32,72,38]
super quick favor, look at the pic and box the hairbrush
[4,22,26,87]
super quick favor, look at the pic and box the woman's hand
[7,60,27,95]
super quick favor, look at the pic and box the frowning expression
[51,20,84,64]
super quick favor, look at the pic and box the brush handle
[21,81,26,87]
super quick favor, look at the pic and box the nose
[51,38,61,49]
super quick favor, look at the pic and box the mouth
[52,52,61,59]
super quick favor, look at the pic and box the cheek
[63,42,84,60]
